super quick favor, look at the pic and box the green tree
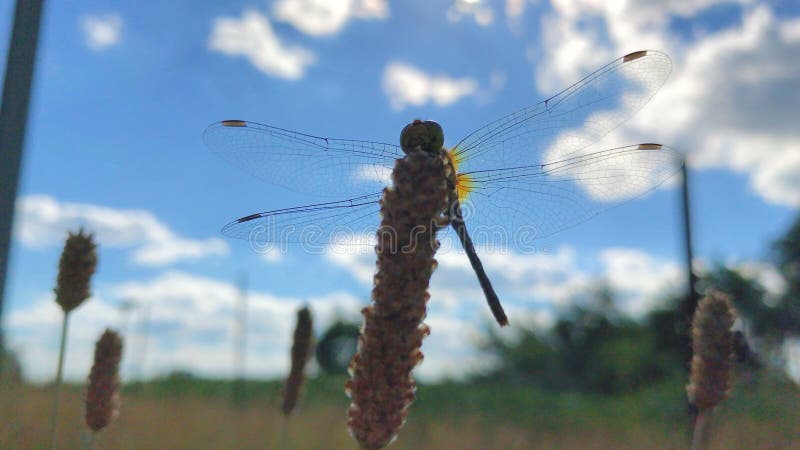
[772,213,800,338]
[478,284,674,394]
[315,320,359,375]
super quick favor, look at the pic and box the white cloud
[7,292,129,383]
[382,62,479,111]
[447,0,495,27]
[80,13,123,51]
[599,248,682,316]
[327,238,683,323]
[15,195,229,266]
[324,233,376,285]
[208,10,316,80]
[272,0,389,37]
[260,246,284,263]
[732,260,787,298]
[532,3,800,207]
[7,271,364,382]
[355,164,393,184]
[785,338,800,384]
[414,314,487,380]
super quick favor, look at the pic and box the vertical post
[0,0,47,369]
[681,162,700,356]
[680,161,701,432]
[232,272,248,405]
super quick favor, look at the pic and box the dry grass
[2,380,798,450]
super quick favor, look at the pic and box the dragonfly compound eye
[400,119,445,154]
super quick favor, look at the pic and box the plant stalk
[49,312,70,450]
[690,408,710,450]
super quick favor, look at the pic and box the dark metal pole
[680,162,700,350]
[680,161,701,434]
[0,0,47,365]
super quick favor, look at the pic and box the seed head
[687,289,737,411]
[85,329,123,433]
[54,229,97,313]
[346,149,448,449]
[281,306,314,415]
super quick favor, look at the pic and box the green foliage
[478,285,678,395]
[771,213,800,336]
[315,320,359,375]
[478,214,800,395]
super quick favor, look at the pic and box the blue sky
[2,0,799,383]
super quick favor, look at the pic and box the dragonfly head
[400,119,444,155]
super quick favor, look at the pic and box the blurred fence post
[232,272,248,406]
[679,160,701,435]
[0,0,47,369]
[680,162,700,362]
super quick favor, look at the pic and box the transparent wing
[221,192,383,247]
[204,120,402,198]
[457,144,683,246]
[452,50,672,172]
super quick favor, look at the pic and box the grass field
[1,374,798,449]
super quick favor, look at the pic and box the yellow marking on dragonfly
[447,147,474,201]
[456,173,475,201]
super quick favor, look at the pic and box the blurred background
[1,0,799,448]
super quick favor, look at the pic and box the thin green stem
[690,408,711,450]
[49,312,70,450]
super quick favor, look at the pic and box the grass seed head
[346,149,448,449]
[282,306,314,415]
[85,328,123,433]
[54,229,98,313]
[687,289,737,411]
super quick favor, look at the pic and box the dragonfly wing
[204,120,402,198]
[222,192,383,247]
[458,144,683,245]
[453,50,672,171]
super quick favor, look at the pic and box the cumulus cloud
[599,248,682,316]
[80,13,123,51]
[15,195,229,266]
[208,10,316,80]
[327,239,683,321]
[447,0,495,27]
[532,2,800,207]
[7,292,123,382]
[272,0,389,37]
[730,260,788,298]
[260,246,284,263]
[382,62,479,111]
[7,271,363,382]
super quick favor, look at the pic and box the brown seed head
[85,329,123,433]
[345,149,448,449]
[54,229,98,313]
[687,289,737,411]
[281,306,314,415]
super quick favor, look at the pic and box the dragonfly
[205,50,682,325]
